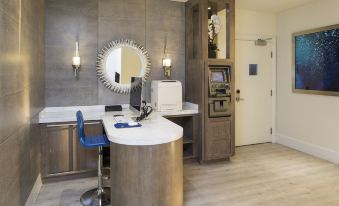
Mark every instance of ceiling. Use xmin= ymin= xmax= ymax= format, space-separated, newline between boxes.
xmin=236 ymin=0 xmax=316 ymax=13
xmin=172 ymin=0 xmax=316 ymax=13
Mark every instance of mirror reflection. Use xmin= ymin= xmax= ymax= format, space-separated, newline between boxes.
xmin=96 ymin=39 xmax=151 ymax=94
xmin=106 ymin=47 xmax=142 ymax=84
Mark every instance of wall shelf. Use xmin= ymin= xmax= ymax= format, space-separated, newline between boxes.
xmin=166 ymin=114 xmax=199 ymax=161
xmin=183 ymin=137 xmax=194 ymax=144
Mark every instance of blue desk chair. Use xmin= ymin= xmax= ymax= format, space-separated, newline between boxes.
xmin=76 ymin=111 xmax=110 ymax=206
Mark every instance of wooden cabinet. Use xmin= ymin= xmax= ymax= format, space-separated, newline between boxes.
xmin=205 ymin=118 xmax=232 ymax=160
xmin=73 ymin=124 xmax=99 ymax=171
xmin=45 ymin=125 xmax=72 ymax=174
xmin=41 ymin=121 xmax=102 ymax=182
xmin=165 ymin=114 xmax=200 ymax=161
xmin=186 ymin=0 xmax=235 ymax=163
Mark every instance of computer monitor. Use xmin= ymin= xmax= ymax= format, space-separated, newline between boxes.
xmin=129 ymin=77 xmax=143 ymax=115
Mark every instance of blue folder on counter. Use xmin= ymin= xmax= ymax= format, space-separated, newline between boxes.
xmin=114 ymin=122 xmax=142 ymax=129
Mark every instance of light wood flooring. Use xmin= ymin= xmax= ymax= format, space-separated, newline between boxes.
xmin=35 ymin=143 xmax=339 ymax=206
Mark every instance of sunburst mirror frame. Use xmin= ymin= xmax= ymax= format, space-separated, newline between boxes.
xmin=96 ymin=39 xmax=152 ymax=94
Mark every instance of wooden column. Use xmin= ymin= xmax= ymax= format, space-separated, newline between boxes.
xmin=110 ymin=138 xmax=183 ymax=206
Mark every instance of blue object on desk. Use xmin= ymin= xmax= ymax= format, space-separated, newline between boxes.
xmin=114 ymin=122 xmax=142 ymax=129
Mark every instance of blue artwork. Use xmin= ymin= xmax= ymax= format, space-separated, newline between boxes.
xmin=294 ymin=27 xmax=339 ymax=93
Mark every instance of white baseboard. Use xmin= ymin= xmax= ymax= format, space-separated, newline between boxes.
xmin=275 ymin=133 xmax=339 ymax=165
xmin=25 ymin=174 xmax=42 ymax=206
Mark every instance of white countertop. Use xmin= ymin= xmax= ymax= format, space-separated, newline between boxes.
xmin=39 ymin=102 xmax=198 ymax=146
xmin=39 ymin=102 xmax=198 ymax=123
xmin=102 ymin=111 xmax=183 ymax=146
xmin=39 ymin=105 xmax=106 ymax=123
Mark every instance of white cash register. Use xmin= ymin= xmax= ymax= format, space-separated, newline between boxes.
xmin=151 ymin=80 xmax=182 ymax=112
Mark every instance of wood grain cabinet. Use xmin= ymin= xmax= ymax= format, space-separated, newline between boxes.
xmin=44 ymin=125 xmax=72 ymax=175
xmin=205 ymin=118 xmax=232 ymax=160
xmin=186 ymin=0 xmax=235 ymax=162
xmin=165 ymin=114 xmax=200 ymax=161
xmin=41 ymin=121 xmax=102 ymax=182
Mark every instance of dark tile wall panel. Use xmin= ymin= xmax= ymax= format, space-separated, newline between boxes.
xmin=0 ymin=0 xmax=20 ymax=21
xmin=45 ymin=0 xmax=186 ymax=106
xmin=97 ymin=0 xmax=147 ymax=105
xmin=145 ymin=0 xmax=186 ymax=101
xmin=0 ymin=0 xmax=45 ymax=205
xmin=98 ymin=0 xmax=186 ymax=105
xmin=45 ymin=0 xmax=99 ymax=106
xmin=0 ymin=10 xmax=21 ymax=98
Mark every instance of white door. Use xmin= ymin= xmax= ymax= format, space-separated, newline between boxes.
xmin=235 ymin=38 xmax=273 ymax=146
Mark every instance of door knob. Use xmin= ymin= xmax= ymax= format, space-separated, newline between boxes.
xmin=236 ymin=89 xmax=244 ymax=102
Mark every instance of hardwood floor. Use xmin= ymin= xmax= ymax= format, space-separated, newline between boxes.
xmin=35 ymin=143 xmax=339 ymax=206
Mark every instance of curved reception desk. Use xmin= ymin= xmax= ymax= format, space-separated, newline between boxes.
xmin=102 ymin=113 xmax=184 ymax=206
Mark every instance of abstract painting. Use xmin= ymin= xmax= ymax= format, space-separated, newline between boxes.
xmin=293 ymin=25 xmax=339 ymax=95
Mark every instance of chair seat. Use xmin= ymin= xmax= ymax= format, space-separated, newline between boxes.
xmin=80 ymin=135 xmax=110 ymax=149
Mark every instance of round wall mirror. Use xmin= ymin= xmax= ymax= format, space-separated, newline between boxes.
xmin=96 ymin=39 xmax=151 ymax=94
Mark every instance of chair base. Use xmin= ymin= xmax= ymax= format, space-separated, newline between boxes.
xmin=80 ymin=187 xmax=111 ymax=206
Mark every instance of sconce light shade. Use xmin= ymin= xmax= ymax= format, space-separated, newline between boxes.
xmin=72 ymin=56 xmax=81 ymax=66
xmin=162 ymin=58 xmax=172 ymax=78
xmin=72 ymin=41 xmax=81 ymax=79
xmin=162 ymin=58 xmax=172 ymax=67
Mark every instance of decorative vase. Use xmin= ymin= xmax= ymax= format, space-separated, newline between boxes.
xmin=208 ymin=49 xmax=217 ymax=59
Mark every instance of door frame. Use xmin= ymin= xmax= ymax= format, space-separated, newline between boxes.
xmin=235 ymin=33 xmax=277 ymax=144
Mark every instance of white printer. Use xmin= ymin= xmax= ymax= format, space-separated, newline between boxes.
xmin=151 ymin=80 xmax=182 ymax=112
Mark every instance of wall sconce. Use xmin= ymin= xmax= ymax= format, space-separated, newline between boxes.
xmin=72 ymin=41 xmax=81 ymax=79
xmin=162 ymin=58 xmax=172 ymax=78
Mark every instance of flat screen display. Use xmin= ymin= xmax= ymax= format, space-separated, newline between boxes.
xmin=294 ymin=25 xmax=339 ymax=95
xmin=211 ymin=71 xmax=225 ymax=82
xmin=129 ymin=77 xmax=143 ymax=113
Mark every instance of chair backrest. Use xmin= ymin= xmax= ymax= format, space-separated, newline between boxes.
xmin=76 ymin=111 xmax=86 ymax=147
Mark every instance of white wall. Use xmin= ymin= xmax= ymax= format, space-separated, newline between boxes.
xmin=235 ymin=9 xmax=276 ymax=37
xmin=276 ymin=0 xmax=339 ymax=160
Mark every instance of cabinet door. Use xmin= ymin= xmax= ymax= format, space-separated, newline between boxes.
xmin=42 ymin=122 xmax=103 ymax=179
xmin=73 ymin=123 xmax=102 ymax=171
xmin=45 ymin=125 xmax=72 ymax=175
xmin=205 ymin=119 xmax=231 ymax=160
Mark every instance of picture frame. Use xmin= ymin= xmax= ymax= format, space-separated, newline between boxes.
xmin=292 ymin=24 xmax=339 ymax=96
